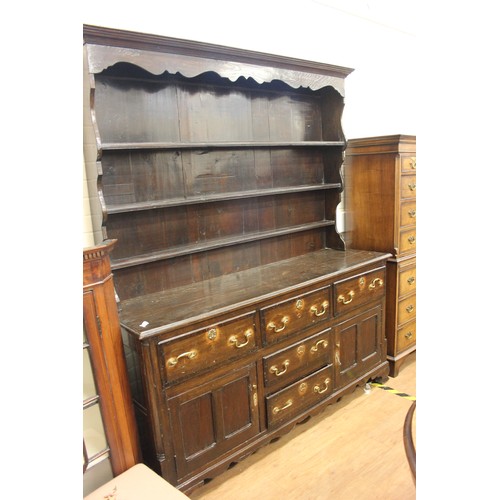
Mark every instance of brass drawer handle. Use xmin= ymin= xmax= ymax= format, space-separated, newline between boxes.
xmin=407 ymin=235 xmax=416 ymax=244
xmin=314 ymin=378 xmax=331 ymax=394
xmin=310 ymin=300 xmax=329 ymax=317
xmin=270 ymin=359 xmax=290 ymax=377
xmin=405 ymin=331 xmax=414 ymax=340
xmin=408 ymin=209 xmax=416 ymax=218
xmin=167 ymin=350 xmax=198 ymax=367
xmin=267 ymin=316 xmax=290 ymax=333
xmin=337 ymin=291 xmax=354 ymax=304
xmin=228 ymin=329 xmax=253 ymax=348
xmin=406 ymin=305 xmax=414 ymax=313
xmin=310 ymin=339 xmax=328 ymax=353
xmin=407 ymin=276 xmax=415 ymax=285
xmin=408 ymin=183 xmax=416 ymax=191
xmin=272 ymin=399 xmax=293 ymax=415
xmin=368 ymin=277 xmax=384 ymax=290
xmin=409 ymin=159 xmax=416 ymax=169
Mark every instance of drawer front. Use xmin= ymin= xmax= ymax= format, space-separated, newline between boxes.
xmin=334 ymin=268 xmax=386 ymax=316
xmin=261 ymin=287 xmax=331 ymax=345
xmin=160 ymin=312 xmax=257 ymax=384
xmin=401 ymin=155 xmax=417 ymax=173
xmin=266 ymin=365 xmax=333 ymax=428
xmin=400 ymin=200 xmax=416 ymax=227
xmin=401 ymin=174 xmax=417 ymax=199
xmin=397 ymin=293 xmax=416 ymax=326
xmin=263 ymin=329 xmax=332 ymax=390
xmin=398 ymin=262 xmax=417 ymax=297
xmin=397 ymin=319 xmax=416 ymax=352
xmin=399 ymin=227 xmax=416 ymax=255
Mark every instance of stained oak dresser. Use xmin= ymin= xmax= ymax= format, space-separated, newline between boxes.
xmin=344 ymin=135 xmax=416 ymax=376
xmin=83 ymin=25 xmax=392 ymax=493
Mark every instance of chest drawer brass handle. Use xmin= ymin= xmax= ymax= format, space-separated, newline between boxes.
xmin=270 ymin=359 xmax=290 ymax=376
xmin=337 ymin=291 xmax=354 ymax=304
xmin=409 ymin=159 xmax=416 ymax=169
xmin=406 ymin=305 xmax=414 ymax=313
xmin=368 ymin=277 xmax=384 ymax=290
xmin=314 ymin=378 xmax=331 ymax=394
xmin=272 ymin=399 xmax=293 ymax=414
xmin=228 ymin=329 xmax=253 ymax=348
xmin=408 ymin=183 xmax=416 ymax=191
xmin=310 ymin=300 xmax=329 ymax=317
xmin=167 ymin=350 xmax=198 ymax=367
xmin=310 ymin=339 xmax=329 ymax=353
xmin=407 ymin=276 xmax=415 ymax=285
xmin=407 ymin=235 xmax=416 ymax=244
xmin=405 ymin=331 xmax=414 ymax=340
xmin=267 ymin=316 xmax=290 ymax=333
xmin=408 ymin=209 xmax=416 ymax=218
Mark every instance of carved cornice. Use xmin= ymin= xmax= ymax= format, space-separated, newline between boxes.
xmin=83 ymin=24 xmax=353 ymax=95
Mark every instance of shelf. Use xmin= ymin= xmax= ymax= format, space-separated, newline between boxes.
xmin=110 ymin=220 xmax=336 ymax=270
xmin=101 ymin=141 xmax=346 ymax=151
xmin=106 ymin=183 xmax=342 ymax=215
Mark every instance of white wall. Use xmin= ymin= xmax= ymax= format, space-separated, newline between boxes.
xmin=82 ymin=0 xmax=417 ymax=139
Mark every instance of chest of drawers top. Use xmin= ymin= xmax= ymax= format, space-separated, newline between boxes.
xmin=119 ymin=248 xmax=390 ymax=340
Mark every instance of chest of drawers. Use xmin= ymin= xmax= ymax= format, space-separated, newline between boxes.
xmin=345 ymin=135 xmax=416 ymax=376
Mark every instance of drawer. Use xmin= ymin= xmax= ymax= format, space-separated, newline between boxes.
xmin=261 ymin=287 xmax=331 ymax=345
xmin=401 ymin=155 xmax=417 ymax=173
xmin=398 ymin=262 xmax=416 ymax=297
xmin=266 ymin=365 xmax=333 ymax=428
xmin=399 ymin=227 xmax=416 ymax=255
xmin=397 ymin=319 xmax=416 ymax=352
xmin=400 ymin=174 xmax=417 ymax=199
xmin=400 ymin=200 xmax=416 ymax=227
xmin=263 ymin=329 xmax=332 ymax=390
xmin=159 ymin=312 xmax=257 ymax=384
xmin=333 ymin=267 xmax=386 ymax=316
xmin=397 ymin=293 xmax=416 ymax=326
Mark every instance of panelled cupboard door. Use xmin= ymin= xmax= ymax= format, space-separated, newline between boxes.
xmin=334 ymin=304 xmax=384 ymax=388
xmin=167 ymin=363 xmax=259 ymax=481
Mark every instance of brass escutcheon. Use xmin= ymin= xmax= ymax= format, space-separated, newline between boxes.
xmin=207 ymin=328 xmax=217 ymax=341
xmin=299 ymin=382 xmax=308 ymax=395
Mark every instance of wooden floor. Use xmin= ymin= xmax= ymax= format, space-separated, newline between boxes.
xmin=189 ymin=353 xmax=416 ymax=500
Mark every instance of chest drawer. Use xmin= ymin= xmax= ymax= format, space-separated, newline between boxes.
xmin=397 ymin=319 xmax=416 ymax=352
xmin=261 ymin=287 xmax=331 ymax=345
xmin=399 ymin=227 xmax=416 ymax=255
xmin=263 ymin=329 xmax=332 ymax=390
xmin=401 ymin=155 xmax=417 ymax=173
xmin=159 ymin=312 xmax=257 ymax=384
xmin=400 ymin=200 xmax=416 ymax=227
xmin=266 ymin=365 xmax=333 ymax=428
xmin=397 ymin=293 xmax=416 ymax=326
xmin=334 ymin=267 xmax=385 ymax=316
xmin=398 ymin=262 xmax=417 ymax=297
xmin=401 ymin=174 xmax=417 ymax=199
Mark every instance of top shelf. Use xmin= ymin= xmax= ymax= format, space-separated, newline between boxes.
xmin=100 ymin=141 xmax=346 ymax=151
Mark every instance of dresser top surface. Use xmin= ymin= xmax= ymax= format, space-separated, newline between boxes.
xmin=119 ymin=248 xmax=391 ymax=339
